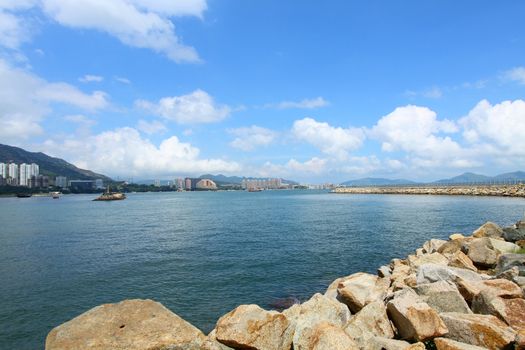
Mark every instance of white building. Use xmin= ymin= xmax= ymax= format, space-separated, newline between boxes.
xmin=0 ymin=163 xmax=6 ymax=179
xmin=7 ymin=163 xmax=18 ymax=184
xmin=55 ymin=176 xmax=68 ymax=188
xmin=19 ymin=163 xmax=30 ymax=186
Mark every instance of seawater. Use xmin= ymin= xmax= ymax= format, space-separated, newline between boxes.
xmin=0 ymin=190 xmax=524 ymax=349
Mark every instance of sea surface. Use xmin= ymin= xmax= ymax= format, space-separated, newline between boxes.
xmin=0 ymin=190 xmax=524 ymax=349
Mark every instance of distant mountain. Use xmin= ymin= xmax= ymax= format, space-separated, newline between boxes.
xmin=433 ymin=172 xmax=492 ymax=184
xmin=492 ymin=171 xmax=525 ymax=181
xmin=0 ymin=144 xmax=111 ymax=181
xmin=198 ymin=174 xmax=299 ymax=185
xmin=340 ymin=177 xmax=417 ymax=186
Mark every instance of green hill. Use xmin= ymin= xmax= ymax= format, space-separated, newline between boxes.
xmin=0 ymin=144 xmax=111 ymax=181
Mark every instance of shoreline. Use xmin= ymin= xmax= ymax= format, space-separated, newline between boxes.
xmin=45 ymin=218 xmax=525 ymax=349
xmin=332 ymin=184 xmax=525 ymax=198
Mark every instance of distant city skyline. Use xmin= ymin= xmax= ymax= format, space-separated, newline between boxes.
xmin=0 ymin=1 xmax=524 ymax=182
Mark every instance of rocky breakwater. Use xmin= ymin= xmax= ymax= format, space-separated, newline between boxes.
xmin=332 ymin=184 xmax=525 ymax=197
xmin=46 ymin=219 xmax=525 ymax=350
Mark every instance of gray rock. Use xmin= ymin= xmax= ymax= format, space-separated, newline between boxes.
xmin=416 ymin=264 xmax=487 ymax=285
xmin=472 ymin=290 xmax=525 ymax=331
xmin=423 ymin=239 xmax=447 ymax=254
xmin=503 ymin=227 xmax=525 ymax=242
xmin=415 ymin=281 xmax=472 ymax=314
xmin=496 ymin=253 xmax=525 ymax=276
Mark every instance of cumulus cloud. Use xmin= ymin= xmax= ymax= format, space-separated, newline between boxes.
xmin=0 ymin=59 xmax=108 ymax=143
xmin=136 ymin=89 xmax=231 ymax=124
xmin=460 ymin=99 xmax=525 ymax=155
xmin=266 ymin=97 xmax=329 ymax=110
xmin=79 ymin=74 xmax=104 ymax=83
xmin=292 ymin=117 xmax=365 ymax=159
xmin=228 ymin=125 xmax=278 ymax=151
xmin=502 ymin=67 xmax=525 ymax=85
xmin=0 ymin=0 xmax=205 ymax=62
xmin=136 ymin=119 xmax=167 ymax=135
xmin=42 ymin=127 xmax=240 ymax=177
xmin=41 ymin=0 xmax=201 ymax=62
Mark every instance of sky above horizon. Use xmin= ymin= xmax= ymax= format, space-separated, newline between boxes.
xmin=1 ymin=0 xmax=525 ymax=183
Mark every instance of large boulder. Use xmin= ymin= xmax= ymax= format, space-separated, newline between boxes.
xmin=503 ymin=227 xmax=525 ymax=242
xmin=215 ymin=304 xmax=292 ymax=350
xmin=472 ymin=222 xmax=503 ymax=239
xmin=283 ymin=293 xmax=351 ymax=348
xmin=472 ymin=290 xmax=525 ymax=331
xmin=344 ymin=301 xmax=394 ymax=346
xmin=433 ymin=337 xmax=487 ymax=350
xmin=294 ymin=322 xmax=358 ymax=350
xmin=446 ymin=251 xmax=477 ymax=272
xmin=408 ymin=253 xmax=449 ymax=270
xmin=414 ymin=281 xmax=471 ymax=314
xmin=337 ymin=272 xmax=390 ymax=313
xmin=386 ymin=289 xmax=448 ymax=341
xmin=456 ymin=278 xmax=523 ymax=302
xmin=416 ymin=264 xmax=487 ymax=285
xmin=365 ymin=337 xmax=425 ymax=350
xmin=422 ymin=239 xmax=447 ymax=254
xmin=45 ymin=299 xmax=206 ymax=350
xmin=201 ymin=330 xmax=234 ymax=350
xmin=440 ymin=312 xmax=516 ymax=349
xmin=467 ymin=238 xmax=499 ymax=267
xmin=438 ymin=240 xmax=464 ymax=255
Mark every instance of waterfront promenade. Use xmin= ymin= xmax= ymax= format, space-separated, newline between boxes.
xmin=332 ymin=184 xmax=525 ymax=197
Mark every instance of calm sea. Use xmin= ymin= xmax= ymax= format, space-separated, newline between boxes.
xmin=0 ymin=190 xmax=524 ymax=349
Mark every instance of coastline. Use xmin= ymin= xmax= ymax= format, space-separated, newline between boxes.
xmin=45 ymin=218 xmax=525 ymax=350
xmin=332 ymin=184 xmax=525 ymax=198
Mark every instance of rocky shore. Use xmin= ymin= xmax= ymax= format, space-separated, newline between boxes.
xmin=46 ymin=219 xmax=525 ymax=350
xmin=332 ymin=184 xmax=525 ymax=197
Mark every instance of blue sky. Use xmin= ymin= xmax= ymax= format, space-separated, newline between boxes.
xmin=1 ymin=1 xmax=524 ymax=182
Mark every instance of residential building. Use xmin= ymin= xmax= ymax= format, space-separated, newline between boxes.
xmin=69 ymin=180 xmax=95 ymax=191
xmin=55 ymin=176 xmax=68 ymax=188
xmin=0 ymin=162 xmax=6 ymax=179
xmin=154 ymin=179 xmax=161 ymax=187
xmin=7 ymin=163 xmax=18 ymax=185
xmin=30 ymin=175 xmax=49 ymax=188
xmin=176 ymin=177 xmax=185 ymax=190
xmin=195 ymin=179 xmax=217 ymax=190
xmin=19 ymin=163 xmax=30 ymax=186
xmin=95 ymin=179 xmax=104 ymax=189
xmin=241 ymin=178 xmax=282 ymax=190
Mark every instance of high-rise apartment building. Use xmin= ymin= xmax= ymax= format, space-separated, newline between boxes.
xmin=55 ymin=176 xmax=68 ymax=188
xmin=7 ymin=163 xmax=19 ymax=185
xmin=0 ymin=163 xmax=6 ymax=179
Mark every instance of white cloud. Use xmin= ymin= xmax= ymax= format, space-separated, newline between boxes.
xmin=0 ymin=58 xmax=109 ymax=142
xmin=460 ymin=99 xmax=525 ymax=155
xmin=292 ymin=117 xmax=365 ymax=159
xmin=40 ymin=0 xmax=201 ymax=63
xmin=136 ymin=119 xmax=167 ymax=135
xmin=257 ymin=157 xmax=328 ymax=178
xmin=0 ymin=10 xmax=31 ymax=49
xmin=286 ymin=157 xmax=327 ymax=174
xmin=136 ymin=89 xmax=231 ymax=124
xmin=42 ymin=127 xmax=240 ymax=177
xmin=267 ymin=97 xmax=329 ymax=110
xmin=502 ymin=67 xmax=525 ymax=85
xmin=370 ymin=105 xmax=459 ymax=155
xmin=129 ymin=0 xmax=207 ymax=18
xmin=229 ymin=125 xmax=277 ymax=151
xmin=405 ymin=86 xmax=443 ymax=99
xmin=115 ymin=76 xmax=131 ymax=84
xmin=79 ymin=74 xmax=104 ymax=83
xmin=64 ymin=114 xmax=96 ymax=126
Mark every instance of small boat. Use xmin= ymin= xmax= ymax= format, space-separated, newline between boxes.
xmin=248 ymin=188 xmax=263 ymax=192
xmin=16 ymin=193 xmax=32 ymax=198
xmin=93 ymin=186 xmax=126 ymax=201
xmin=50 ymin=191 xmax=61 ymax=199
